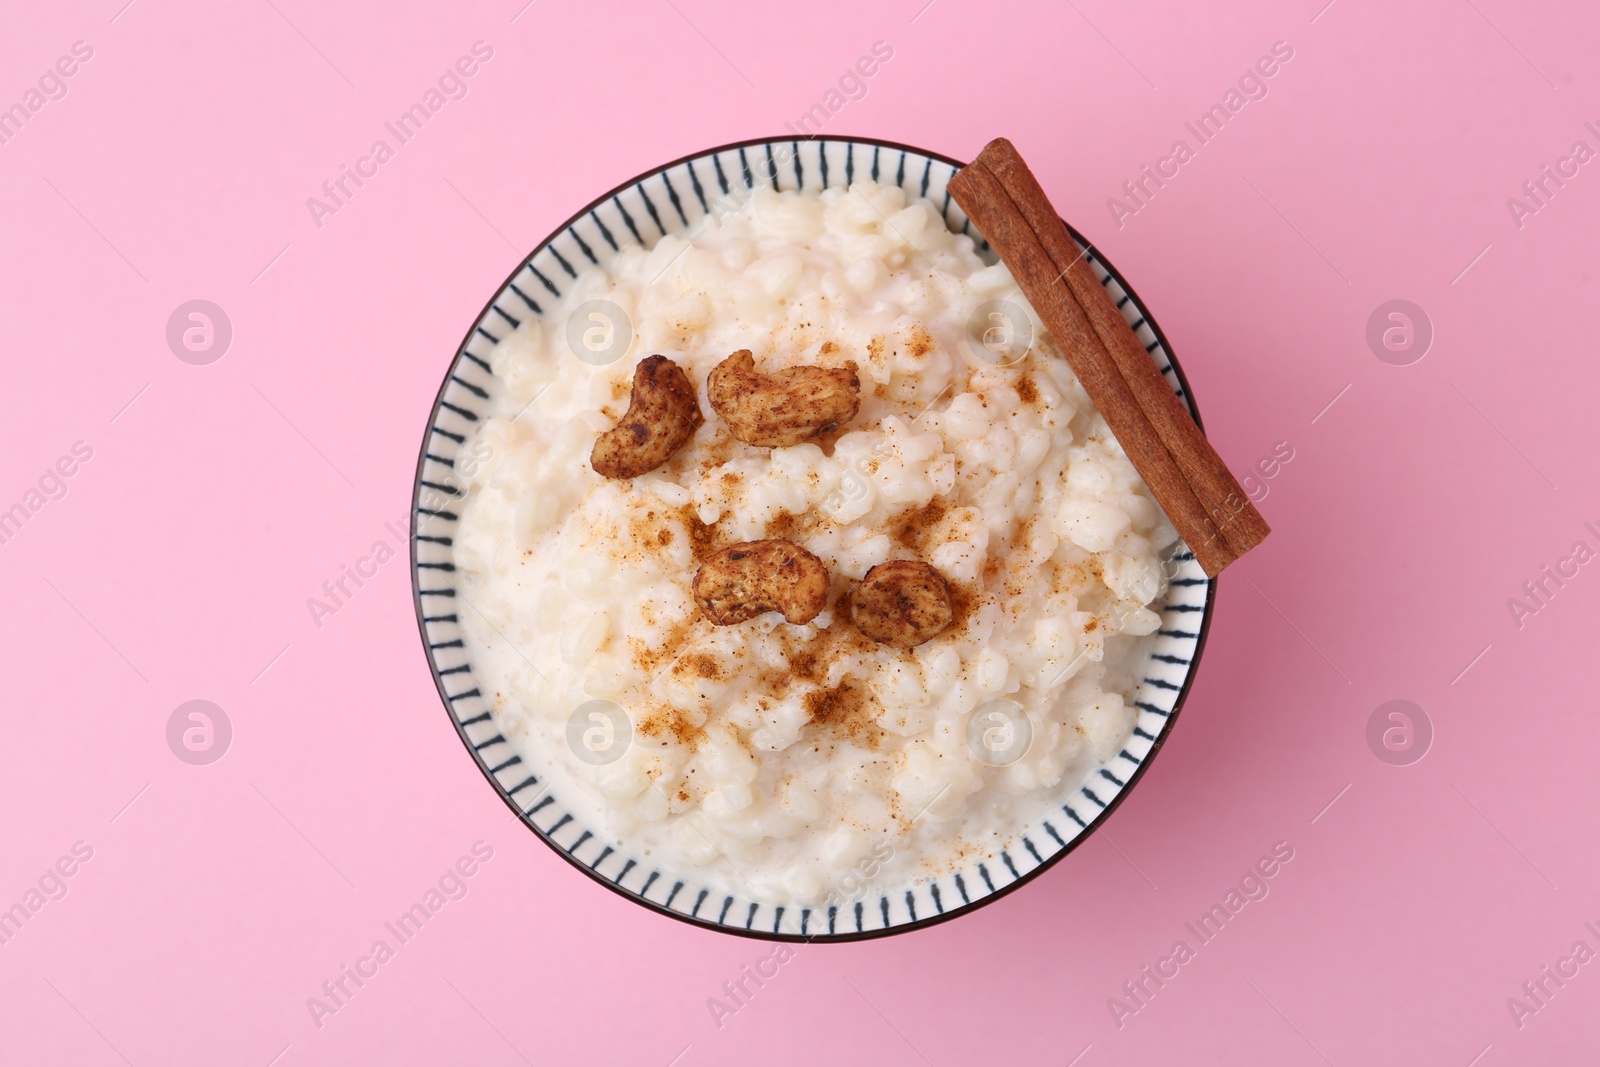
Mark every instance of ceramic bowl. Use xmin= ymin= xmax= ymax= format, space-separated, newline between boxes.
xmin=411 ymin=136 xmax=1215 ymax=941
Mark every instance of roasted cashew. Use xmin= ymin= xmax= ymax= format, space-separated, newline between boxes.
xmin=590 ymin=355 xmax=701 ymax=479
xmin=849 ymin=560 xmax=953 ymax=648
xmin=692 ymin=539 xmax=830 ymax=625
xmin=707 ymin=349 xmax=860 ymax=448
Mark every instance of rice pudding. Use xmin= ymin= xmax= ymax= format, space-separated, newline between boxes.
xmin=452 ymin=179 xmax=1178 ymax=906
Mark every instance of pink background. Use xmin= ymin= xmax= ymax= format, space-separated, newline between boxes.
xmin=3 ymin=0 xmax=1598 ymax=1063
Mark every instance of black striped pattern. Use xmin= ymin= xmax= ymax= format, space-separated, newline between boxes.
xmin=414 ymin=137 xmax=1214 ymax=943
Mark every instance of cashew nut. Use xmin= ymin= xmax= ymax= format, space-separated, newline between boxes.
xmin=849 ymin=560 xmax=953 ymax=648
xmin=692 ymin=539 xmax=830 ymax=625
xmin=707 ymin=349 xmax=860 ymax=448
xmin=590 ymin=355 xmax=702 ymax=479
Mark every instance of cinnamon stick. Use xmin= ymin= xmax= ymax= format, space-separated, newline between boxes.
xmin=973 ymin=139 xmax=1271 ymax=565
xmin=948 ymin=138 xmax=1270 ymax=576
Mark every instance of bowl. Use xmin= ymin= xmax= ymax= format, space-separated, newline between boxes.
xmin=411 ymin=136 xmax=1215 ymax=941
